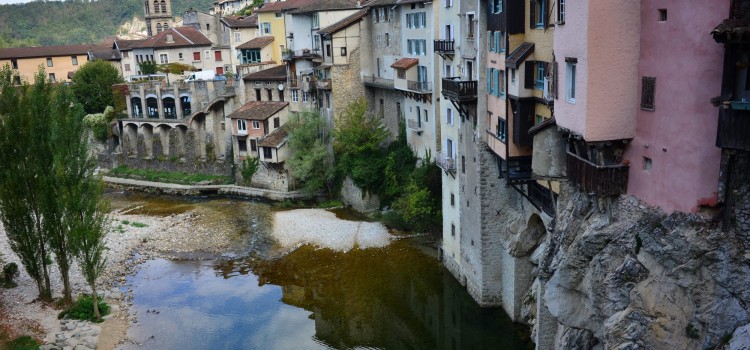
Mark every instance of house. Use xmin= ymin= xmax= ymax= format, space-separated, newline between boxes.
xmin=220 ymin=14 xmax=265 ymax=75
xmin=213 ymin=0 xmax=254 ymax=16
xmin=0 ymin=44 xmax=113 ymax=85
xmin=114 ymin=40 xmax=143 ymax=78
xmin=227 ymin=100 xmax=289 ymax=161
xmin=242 ymin=64 xmax=287 ymax=102
xmin=235 ymin=35 xmax=277 ymax=76
xmin=257 ymin=126 xmax=290 ymax=163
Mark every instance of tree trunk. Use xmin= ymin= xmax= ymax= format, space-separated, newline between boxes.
xmin=60 ymin=259 xmax=73 ymax=304
xmin=90 ymin=281 xmax=101 ymax=321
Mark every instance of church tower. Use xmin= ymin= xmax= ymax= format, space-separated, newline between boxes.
xmin=144 ymin=0 xmax=173 ymax=37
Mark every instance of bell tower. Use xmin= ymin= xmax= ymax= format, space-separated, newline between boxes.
xmin=144 ymin=0 xmax=173 ymax=37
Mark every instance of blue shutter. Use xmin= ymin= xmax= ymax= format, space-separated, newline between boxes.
xmin=493 ymin=69 xmax=500 ymax=96
xmin=487 ymin=68 xmax=492 ymax=93
xmin=487 ymin=31 xmax=493 ymax=52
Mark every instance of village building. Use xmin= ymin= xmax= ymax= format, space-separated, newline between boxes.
xmin=0 ymin=44 xmax=115 ymax=85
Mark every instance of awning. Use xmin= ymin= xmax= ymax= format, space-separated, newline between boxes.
xmin=505 ymin=42 xmax=535 ymax=69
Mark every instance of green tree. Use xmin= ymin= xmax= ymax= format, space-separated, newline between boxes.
xmin=71 ymin=60 xmax=124 ymax=115
xmin=286 ymin=109 xmax=335 ymax=194
xmin=139 ymin=62 xmax=158 ymax=75
xmin=0 ymin=67 xmax=55 ymax=300
xmin=240 ymin=157 xmax=259 ymax=186
xmin=333 ymin=98 xmax=390 ymax=193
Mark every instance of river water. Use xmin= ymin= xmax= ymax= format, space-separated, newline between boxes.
xmin=110 ymin=193 xmax=533 ymax=350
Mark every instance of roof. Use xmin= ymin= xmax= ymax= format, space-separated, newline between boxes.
xmin=254 ymin=0 xmax=311 ymax=13
xmin=362 ymin=0 xmax=398 ymax=6
xmin=113 ymin=39 xmax=142 ymax=51
xmin=290 ymin=0 xmax=360 ymax=14
xmin=228 ymin=101 xmax=289 ymax=121
xmin=391 ymin=57 xmax=419 ymax=70
xmin=237 ymin=36 xmax=275 ymax=50
xmin=89 ymin=48 xmax=122 ymax=61
xmin=0 ymin=44 xmax=101 ymax=60
xmin=242 ymin=65 xmax=287 ymax=81
xmin=318 ymin=9 xmax=368 ymax=36
xmin=258 ymin=126 xmax=289 ymax=148
xmin=220 ymin=14 xmax=258 ymax=28
xmin=712 ymin=17 xmax=750 ymax=43
xmin=131 ymin=27 xmax=213 ymax=49
xmin=505 ymin=42 xmax=535 ymax=69
xmin=528 ymin=117 xmax=557 ymax=136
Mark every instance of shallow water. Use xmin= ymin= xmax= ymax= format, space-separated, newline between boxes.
xmin=112 ymin=193 xmax=533 ymax=350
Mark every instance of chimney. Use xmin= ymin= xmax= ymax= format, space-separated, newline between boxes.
xmin=166 ymin=33 xmax=174 ymax=43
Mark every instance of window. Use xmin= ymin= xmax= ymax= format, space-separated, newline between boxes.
xmin=273 ymin=117 xmax=280 ymax=128
xmin=178 ymin=53 xmax=183 ymax=60
xmin=125 ymin=64 xmax=131 ymax=71
xmin=341 ymin=47 xmax=347 ymax=56
xmin=450 ymin=193 xmax=455 ymax=206
xmin=263 ymin=147 xmax=272 ymax=159
xmin=275 ymin=12 xmax=282 ymax=18
xmin=445 ymin=0 xmax=453 ymax=7
xmin=641 ymin=76 xmax=656 ymax=111
xmin=241 ymin=49 xmax=261 ymax=64
xmin=234 ymin=32 xmax=241 ymax=42
xmin=389 ymin=7 xmax=395 ymax=21
xmin=193 ymin=52 xmax=201 ymax=61
xmin=533 ymin=0 xmax=546 ymax=28
xmin=312 ymin=13 xmax=320 ymax=28
xmin=255 ymin=89 xmax=261 ymax=101
xmin=658 ymin=9 xmax=667 ymax=22
xmin=48 ymin=73 xmax=56 ymax=82
xmin=205 ymin=50 xmax=210 ymax=59
xmin=536 ymin=115 xmax=544 ymax=125
xmin=372 ymin=10 xmax=378 ymax=23
xmin=160 ymin=0 xmax=166 ymax=13
xmin=157 ymin=23 xmax=163 ymax=33
xmin=385 ymin=33 xmax=391 ymax=47
xmin=10 ymin=59 xmax=17 ymax=69
xmin=488 ymin=68 xmax=494 ymax=94
xmin=217 ymin=67 xmax=224 ymax=75
xmin=467 ymin=13 xmax=475 ymax=38
xmin=252 ymin=120 xmax=261 ymax=129
xmin=643 ymin=157 xmax=653 ymax=171
xmin=492 ymin=0 xmax=502 ymax=14
xmin=292 ymin=90 xmax=299 ymax=102
xmin=397 ymin=69 xmax=405 ymax=79
xmin=238 ymin=119 xmax=247 ymax=132
xmin=557 ymin=0 xmax=566 ymax=23
xmin=302 ymin=91 xmax=309 ymax=102
xmin=420 ymin=12 xmax=427 ymax=28
xmin=451 ymin=224 xmax=455 ymax=236
xmin=206 ymin=23 xmax=210 ymax=31
xmin=536 ymin=61 xmax=546 ymax=90
xmin=378 ymin=8 xmax=385 ymax=22
xmin=12 ymin=76 xmax=20 ymax=85
xmin=261 ymin=22 xmax=271 ymax=34
xmin=379 ymin=99 xmax=384 ymax=118
xmin=239 ymin=139 xmax=247 ymax=153
xmin=511 ymin=69 xmax=516 ymax=83
xmin=498 ymin=70 xmax=505 ymax=97
xmin=250 ymin=139 xmax=257 ymax=152
xmin=46 ymin=57 xmax=53 ymax=67
xmin=424 ymin=108 xmax=428 ymax=122
xmin=71 ymin=56 xmax=78 ymax=65
xmin=446 ymin=108 xmax=454 ymax=125
xmin=215 ymin=51 xmax=223 ymax=61
xmin=566 ymin=59 xmax=576 ymax=103
xmin=406 ymin=13 xmax=412 ymax=28
xmin=497 ymin=117 xmax=507 ymax=142
xmin=159 ymin=53 xmax=168 ymax=64
xmin=497 ymin=32 xmax=504 ymax=52
xmin=267 ymin=89 xmax=273 ymax=101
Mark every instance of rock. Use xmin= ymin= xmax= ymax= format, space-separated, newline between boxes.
xmin=65 ymin=323 xmax=77 ymax=331
xmin=727 ymin=324 xmax=750 ymax=350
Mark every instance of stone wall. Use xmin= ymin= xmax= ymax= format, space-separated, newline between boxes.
xmin=242 ymin=164 xmax=295 ymax=192
xmin=114 ymin=153 xmax=231 ymax=177
xmin=331 ymin=47 xmax=365 ymax=121
xmin=340 ymin=176 xmax=380 ymax=213
xmin=724 ymin=150 xmax=750 ymax=248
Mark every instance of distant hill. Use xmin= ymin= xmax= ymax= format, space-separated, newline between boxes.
xmin=0 ymin=0 xmax=216 ymax=48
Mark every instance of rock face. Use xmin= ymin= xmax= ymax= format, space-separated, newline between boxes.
xmin=537 ymin=186 xmax=750 ymax=349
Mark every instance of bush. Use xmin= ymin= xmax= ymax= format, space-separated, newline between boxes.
xmin=2 ymin=262 xmax=19 ymax=285
xmin=378 ymin=211 xmax=410 ymax=231
xmin=5 ymin=335 xmax=40 ymax=350
xmin=57 ymin=295 xmax=110 ymax=323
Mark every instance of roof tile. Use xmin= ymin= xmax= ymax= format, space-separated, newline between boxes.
xmin=237 ymin=36 xmax=275 ymax=49
xmin=391 ymin=57 xmax=419 ymax=69
xmin=228 ymin=101 xmax=289 ymax=121
xmin=242 ymin=65 xmax=287 ymax=81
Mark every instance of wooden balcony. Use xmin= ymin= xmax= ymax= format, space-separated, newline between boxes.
xmin=716 ymin=103 xmax=750 ymax=151
xmin=566 ymin=151 xmax=629 ymax=196
xmin=442 ymin=78 xmax=478 ymax=102
xmin=434 ymin=40 xmax=454 ymax=53
xmin=507 ymin=156 xmax=532 ymax=183
xmin=407 ymin=80 xmax=432 ymax=93
xmin=363 ymin=76 xmax=394 ymax=89
xmin=316 ymin=79 xmax=331 ymax=90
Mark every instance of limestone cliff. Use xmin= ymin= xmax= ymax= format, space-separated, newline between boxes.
xmin=531 ymin=186 xmax=750 ymax=349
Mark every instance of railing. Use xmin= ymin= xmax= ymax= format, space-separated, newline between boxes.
xmin=566 ymin=151 xmax=629 ymax=196
xmin=442 ymin=78 xmax=478 ymax=101
xmin=507 ymin=156 xmax=532 ymax=182
xmin=147 ymin=111 xmax=159 ymax=119
xmin=528 ymin=182 xmax=556 ymax=217
xmin=436 ymin=152 xmax=456 ymax=172
xmin=362 ymin=76 xmax=394 ymax=89
xmin=717 ymin=103 xmax=750 ymax=151
xmin=434 ymin=40 xmax=455 ymax=53
xmin=407 ymin=119 xmax=422 ymax=132
xmin=164 ymin=111 xmax=177 ymax=119
xmin=182 ymin=108 xmax=191 ymax=117
xmin=283 ymin=49 xmax=321 ymax=61
xmin=407 ymin=80 xmax=432 ymax=93
xmin=316 ymin=79 xmax=331 ymax=90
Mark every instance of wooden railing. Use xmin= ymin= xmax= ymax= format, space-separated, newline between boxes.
xmin=434 ymin=40 xmax=455 ymax=53
xmin=566 ymin=152 xmax=629 ymax=196
xmin=717 ymin=104 xmax=750 ymax=151
xmin=442 ymin=78 xmax=478 ymax=101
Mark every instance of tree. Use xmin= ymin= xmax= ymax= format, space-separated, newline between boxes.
xmin=139 ymin=61 xmax=157 ymax=75
xmin=333 ymin=98 xmax=390 ymax=193
xmin=71 ymin=60 xmax=124 ymax=114
xmin=240 ymin=157 xmax=259 ymax=186
xmin=286 ymin=109 xmax=335 ymax=194
xmin=0 ymin=66 xmax=55 ymax=300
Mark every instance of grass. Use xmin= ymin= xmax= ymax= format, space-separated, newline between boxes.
xmin=1 ymin=335 xmax=39 ymax=350
xmin=130 ymin=222 xmax=148 ymax=228
xmin=109 ymin=165 xmax=232 ymax=185
xmin=316 ymin=199 xmax=344 ymax=209
xmin=57 ymin=295 xmax=110 ymax=323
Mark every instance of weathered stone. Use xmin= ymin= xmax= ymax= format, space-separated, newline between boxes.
xmin=727 ymin=323 xmax=750 ymax=350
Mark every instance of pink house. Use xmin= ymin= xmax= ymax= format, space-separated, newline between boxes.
xmin=624 ymin=1 xmax=728 ymax=213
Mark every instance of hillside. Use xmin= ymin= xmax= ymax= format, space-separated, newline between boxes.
xmin=0 ymin=0 xmax=215 ymax=48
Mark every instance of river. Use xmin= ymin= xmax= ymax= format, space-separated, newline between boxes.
xmin=108 ymin=192 xmax=533 ymax=350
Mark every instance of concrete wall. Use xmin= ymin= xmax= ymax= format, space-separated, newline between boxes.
xmin=257 ymin=12 xmax=285 ymax=63
xmin=623 ymin=0 xmax=726 ymax=213
xmin=552 ymin=0 xmax=589 ymax=137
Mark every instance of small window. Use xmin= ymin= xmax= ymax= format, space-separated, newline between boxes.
xmin=193 ymin=52 xmax=201 ymax=61
xmin=557 ymin=0 xmax=566 ymax=23
xmin=273 ymin=117 xmax=280 ymax=128
xmin=446 ymin=108 xmax=454 ymax=125
xmin=497 ymin=117 xmax=507 ymax=143
xmin=234 ymin=32 xmax=241 ymax=42
xmin=641 ymin=76 xmax=656 ymax=111
xmin=205 ymin=50 xmax=210 ymax=59
xmin=215 ymin=51 xmax=223 ymax=61
xmin=658 ymin=9 xmax=667 ymax=22
xmin=250 ymin=139 xmax=257 ymax=152
xmin=643 ymin=157 xmax=653 ymax=171
xmin=450 ymin=193 xmax=455 ymax=206
xmin=206 ymin=23 xmax=210 ymax=31
xmin=492 ymin=0 xmax=502 ymax=14
xmin=237 ymin=119 xmax=247 ymax=132
xmin=275 ymin=12 xmax=282 ymax=18
xmin=267 ymin=89 xmax=273 ymax=101
xmin=159 ymin=53 xmax=168 ymax=64
xmin=341 ymin=47 xmax=347 ymax=56
xmin=397 ymin=69 xmax=405 ymax=79
xmin=71 ymin=56 xmax=78 ymax=65
xmin=48 ymin=73 xmax=56 ymax=82
xmin=292 ymin=90 xmax=299 ymax=102
xmin=11 ymin=59 xmax=18 ymax=69
xmin=46 ymin=57 xmax=53 ymax=67
xmin=566 ymin=59 xmax=577 ymax=103
xmin=252 ymin=120 xmax=261 ymax=129
xmin=178 ymin=53 xmax=183 ymax=60
xmin=451 ymin=224 xmax=455 ymax=237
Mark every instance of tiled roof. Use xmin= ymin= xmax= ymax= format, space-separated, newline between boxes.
xmin=237 ymin=36 xmax=275 ymax=49
xmin=0 ymin=44 xmax=101 ymax=60
xmin=89 ymin=48 xmax=122 ymax=61
xmin=362 ymin=0 xmax=398 ymax=6
xmin=228 ymin=101 xmax=289 ymax=121
xmin=290 ymin=0 xmax=360 ymax=14
xmin=391 ymin=57 xmax=419 ymax=69
xmin=528 ymin=117 xmax=556 ymax=136
xmin=318 ymin=9 xmax=367 ymax=36
xmin=131 ymin=27 xmax=213 ymax=49
xmin=242 ymin=65 xmax=287 ymax=81
xmin=712 ymin=18 xmax=750 ymax=43
xmin=254 ymin=0 xmax=312 ymax=13
xmin=221 ymin=14 xmax=258 ymax=28
xmin=505 ymin=42 xmax=534 ymax=69
xmin=113 ymin=39 xmax=142 ymax=51
xmin=258 ymin=126 xmax=289 ymax=148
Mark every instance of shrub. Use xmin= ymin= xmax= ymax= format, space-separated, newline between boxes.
xmin=3 ymin=262 xmax=19 ymax=283
xmin=240 ymin=157 xmax=259 ymax=186
xmin=57 ymin=295 xmax=110 ymax=323
xmin=6 ymin=335 xmax=40 ymax=350
xmin=685 ymin=323 xmax=700 ymax=339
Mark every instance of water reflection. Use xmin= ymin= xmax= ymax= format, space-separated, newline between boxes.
xmin=122 ymin=241 xmax=531 ymax=350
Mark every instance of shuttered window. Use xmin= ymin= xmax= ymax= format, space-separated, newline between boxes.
xmin=641 ymin=77 xmax=656 ymax=111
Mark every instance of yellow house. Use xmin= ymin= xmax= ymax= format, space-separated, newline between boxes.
xmin=0 ymin=44 xmax=109 ymax=85
xmin=254 ymin=0 xmax=295 ymax=63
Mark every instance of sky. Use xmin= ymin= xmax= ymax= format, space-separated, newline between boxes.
xmin=0 ymin=0 xmax=41 ymax=4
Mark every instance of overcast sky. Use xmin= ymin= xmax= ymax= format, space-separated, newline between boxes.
xmin=0 ymin=0 xmax=40 ymax=4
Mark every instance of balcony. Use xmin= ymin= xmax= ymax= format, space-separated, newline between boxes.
xmin=434 ymin=40 xmax=455 ymax=54
xmin=566 ymin=151 xmax=629 ymax=196
xmin=406 ymin=80 xmax=432 ymax=93
xmin=363 ymin=76 xmax=394 ymax=89
xmin=282 ymin=49 xmax=322 ymax=61
xmin=407 ymin=119 xmax=423 ymax=133
xmin=442 ymin=78 xmax=478 ymax=102
xmin=507 ymin=156 xmax=533 ymax=182
xmin=316 ymin=79 xmax=331 ymax=90
xmin=716 ymin=103 xmax=750 ymax=151
xmin=436 ymin=152 xmax=456 ymax=172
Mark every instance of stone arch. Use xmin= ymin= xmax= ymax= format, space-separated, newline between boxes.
xmin=139 ymin=124 xmax=155 ymax=159
xmin=160 ymin=0 xmax=167 ymax=13
xmin=162 ymin=95 xmax=176 ymax=119
xmin=123 ymin=123 xmax=139 ymax=157
xmin=189 ymin=113 xmax=206 ymax=159
xmin=511 ymin=213 xmax=546 ymax=257
xmin=156 ymin=124 xmax=172 ymax=157
xmin=171 ymin=125 xmax=188 ymax=158
xmin=130 ymin=97 xmax=143 ymax=118
xmin=156 ymin=23 xmax=163 ymax=33
xmin=145 ymin=95 xmax=159 ymax=119
xmin=179 ymin=94 xmax=192 ymax=117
